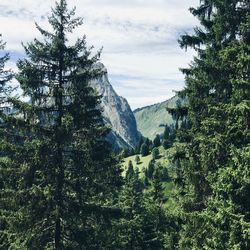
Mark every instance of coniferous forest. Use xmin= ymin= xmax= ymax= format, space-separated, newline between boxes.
xmin=0 ymin=0 xmax=249 ymax=249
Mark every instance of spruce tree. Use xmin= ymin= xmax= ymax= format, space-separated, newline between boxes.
xmin=135 ymin=155 xmax=140 ymax=165
xmin=147 ymin=159 xmax=155 ymax=179
xmin=0 ymin=35 xmax=12 ymax=105
xmin=116 ymin=168 xmax=164 ymax=249
xmin=140 ymin=143 xmax=149 ymax=157
xmin=153 ymin=134 xmax=161 ymax=148
xmin=0 ymin=35 xmax=13 ymax=249
xmin=163 ymin=124 xmax=170 ymax=141
xmin=117 ymin=168 xmax=146 ymax=249
xmin=0 ymin=1 xmax=122 ymax=249
xmin=169 ymin=1 xmax=250 ymax=249
xmin=152 ymin=147 xmax=160 ymax=160
xmin=126 ymin=160 xmax=135 ymax=179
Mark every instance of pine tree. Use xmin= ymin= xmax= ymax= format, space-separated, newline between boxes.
xmin=135 ymin=155 xmax=140 ymax=165
xmin=140 ymin=143 xmax=149 ymax=157
xmin=169 ymin=1 xmax=250 ymax=249
xmin=126 ymin=160 xmax=135 ymax=180
xmin=143 ymin=168 xmax=170 ymax=249
xmin=153 ymin=134 xmax=161 ymax=148
xmin=152 ymin=147 xmax=160 ymax=160
xmin=163 ymin=124 xmax=170 ymax=140
xmin=136 ymin=136 xmax=144 ymax=154
xmin=116 ymin=168 xmax=166 ymax=249
xmin=147 ymin=159 xmax=155 ymax=179
xmin=0 ymin=35 xmax=13 ymax=249
xmin=145 ymin=137 xmax=150 ymax=148
xmin=116 ymin=168 xmax=146 ymax=249
xmin=0 ymin=1 xmax=122 ymax=249
xmin=162 ymin=124 xmax=173 ymax=149
xmin=0 ymin=34 xmax=12 ymax=106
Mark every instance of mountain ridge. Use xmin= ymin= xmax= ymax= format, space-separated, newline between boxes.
xmin=134 ymin=96 xmax=178 ymax=140
xmin=133 ymin=95 xmax=177 ymax=113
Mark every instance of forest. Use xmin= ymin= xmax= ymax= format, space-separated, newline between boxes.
xmin=0 ymin=0 xmax=249 ymax=249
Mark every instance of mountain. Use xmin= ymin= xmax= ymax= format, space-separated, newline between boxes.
xmin=134 ymin=96 xmax=179 ymax=140
xmin=90 ymin=63 xmax=139 ymax=150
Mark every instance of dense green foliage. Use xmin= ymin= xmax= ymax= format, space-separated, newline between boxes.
xmin=152 ymin=147 xmax=160 ymax=160
xmin=135 ymin=155 xmax=141 ymax=164
xmin=0 ymin=34 xmax=13 ymax=249
xmin=0 ymin=0 xmax=249 ymax=249
xmin=153 ymin=134 xmax=161 ymax=148
xmin=0 ymin=35 xmax=12 ymax=105
xmin=169 ymin=0 xmax=250 ymax=249
xmin=140 ymin=143 xmax=149 ymax=156
xmin=0 ymin=1 xmax=122 ymax=249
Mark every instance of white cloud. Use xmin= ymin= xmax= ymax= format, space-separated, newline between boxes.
xmin=0 ymin=0 xmax=200 ymax=108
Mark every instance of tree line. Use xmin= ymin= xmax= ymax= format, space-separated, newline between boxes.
xmin=0 ymin=0 xmax=249 ymax=249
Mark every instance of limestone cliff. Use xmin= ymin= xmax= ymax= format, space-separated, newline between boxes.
xmin=90 ymin=64 xmax=139 ymax=150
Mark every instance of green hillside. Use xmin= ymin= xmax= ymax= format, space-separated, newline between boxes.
xmin=134 ymin=96 xmax=178 ymax=139
xmin=123 ymin=146 xmax=169 ymax=174
xmin=122 ymin=146 xmax=176 ymax=209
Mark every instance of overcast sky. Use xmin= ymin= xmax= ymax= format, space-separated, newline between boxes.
xmin=0 ymin=0 xmax=199 ymax=109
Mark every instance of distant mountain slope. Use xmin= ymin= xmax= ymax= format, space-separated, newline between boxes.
xmin=90 ymin=63 xmax=139 ymax=150
xmin=134 ymin=96 xmax=178 ymax=140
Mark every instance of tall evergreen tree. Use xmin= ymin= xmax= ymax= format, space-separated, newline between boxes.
xmin=126 ymin=160 xmax=135 ymax=180
xmin=152 ymin=147 xmax=160 ymax=160
xmin=116 ymin=168 xmax=167 ymax=250
xmin=136 ymin=136 xmax=144 ymax=154
xmin=135 ymin=155 xmax=140 ymax=165
xmin=0 ymin=1 xmax=122 ymax=249
xmin=140 ymin=143 xmax=149 ymax=157
xmin=169 ymin=1 xmax=250 ymax=249
xmin=0 ymin=35 xmax=13 ymax=249
xmin=0 ymin=35 xmax=12 ymax=106
xmin=153 ymin=134 xmax=161 ymax=148
xmin=117 ymin=168 xmax=146 ymax=249
xmin=146 ymin=159 xmax=155 ymax=179
xmin=163 ymin=124 xmax=170 ymax=141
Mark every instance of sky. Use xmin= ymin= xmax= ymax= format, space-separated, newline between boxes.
xmin=0 ymin=0 xmax=200 ymax=109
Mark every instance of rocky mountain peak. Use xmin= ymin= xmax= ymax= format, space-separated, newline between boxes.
xmin=90 ymin=63 xmax=139 ymax=150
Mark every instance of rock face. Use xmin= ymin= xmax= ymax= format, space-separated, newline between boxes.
xmin=90 ymin=64 xmax=139 ymax=150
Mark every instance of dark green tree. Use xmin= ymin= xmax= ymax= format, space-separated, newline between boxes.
xmin=153 ymin=134 xmax=161 ymax=148
xmin=0 ymin=34 xmax=12 ymax=106
xmin=0 ymin=1 xmax=122 ymax=249
xmin=145 ymin=137 xmax=150 ymax=148
xmin=151 ymin=168 xmax=165 ymax=203
xmin=162 ymin=139 xmax=170 ymax=150
xmin=148 ymin=139 xmax=154 ymax=151
xmin=163 ymin=124 xmax=170 ymax=140
xmin=143 ymin=168 xmax=169 ymax=249
xmin=140 ymin=143 xmax=149 ymax=157
xmin=169 ymin=1 xmax=250 ymax=249
xmin=152 ymin=147 xmax=160 ymax=160
xmin=160 ymin=166 xmax=169 ymax=182
xmin=143 ymin=175 xmax=150 ymax=187
xmin=116 ymin=168 xmax=146 ymax=249
xmin=116 ymin=168 xmax=166 ymax=249
xmin=147 ymin=159 xmax=155 ymax=179
xmin=0 ymin=35 xmax=13 ymax=249
xmin=162 ymin=124 xmax=174 ymax=149
xmin=126 ymin=160 xmax=135 ymax=179
xmin=135 ymin=155 xmax=140 ymax=165
xmin=136 ymin=136 xmax=144 ymax=154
